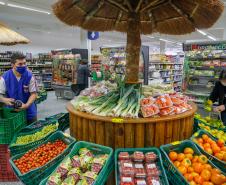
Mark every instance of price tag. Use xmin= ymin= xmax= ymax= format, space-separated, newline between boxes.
xmin=112 ymin=118 xmax=123 ymax=123
xmin=171 ymin=141 xmax=181 ymax=145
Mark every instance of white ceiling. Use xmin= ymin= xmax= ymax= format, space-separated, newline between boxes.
xmin=0 ymin=0 xmax=226 ymax=54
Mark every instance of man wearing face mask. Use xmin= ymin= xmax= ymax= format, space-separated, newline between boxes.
xmin=209 ymin=69 xmax=226 ymax=125
xmin=0 ymin=52 xmax=37 ymax=124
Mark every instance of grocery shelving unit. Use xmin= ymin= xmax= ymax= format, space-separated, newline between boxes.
xmin=149 ymin=54 xmax=184 ymax=92
xmin=183 ymin=42 xmax=226 ymax=105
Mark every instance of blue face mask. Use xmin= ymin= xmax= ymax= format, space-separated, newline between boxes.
xmin=16 ymin=66 xmax=27 ymax=74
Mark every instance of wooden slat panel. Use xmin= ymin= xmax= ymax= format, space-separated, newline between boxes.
xmin=180 ymin=118 xmax=186 ymax=140
xmin=125 ymin=123 xmax=135 ymax=148
xmin=165 ymin=121 xmax=173 ymax=144
xmin=82 ymin=118 xmax=89 ymax=141
xmin=172 ymin=121 xmax=180 ymax=142
xmin=135 ymin=123 xmax=145 ymax=148
xmin=145 ymin=123 xmax=155 ymax=147
xmin=105 ymin=122 xmax=114 ymax=148
xmin=77 ymin=117 xmax=82 ymax=141
xmin=184 ymin=116 xmax=193 ymax=139
xmin=114 ymin=123 xmax=125 ymax=148
xmin=69 ymin=114 xmax=74 ymax=138
xmin=88 ymin=120 xmax=96 ymax=143
xmin=96 ymin=121 xmax=105 ymax=145
xmin=155 ymin=122 xmax=165 ymax=147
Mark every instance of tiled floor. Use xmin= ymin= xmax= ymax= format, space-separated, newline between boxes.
xmin=0 ymin=91 xmax=69 ymax=185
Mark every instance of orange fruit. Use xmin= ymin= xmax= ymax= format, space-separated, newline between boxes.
xmin=181 ymin=158 xmax=192 ymax=168
xmin=203 ymin=143 xmax=211 ymax=149
xmin=211 ymin=173 xmax=226 ymax=185
xmin=177 ymin=153 xmax=185 ymax=162
xmin=207 ymin=138 xmax=214 ymax=144
xmin=191 ymin=172 xmax=199 ymax=178
xmin=203 ymin=164 xmax=212 ymax=171
xmin=200 ymin=169 xmax=211 ymax=181
xmin=203 ymin=182 xmax=214 ymax=185
xmin=178 ymin=165 xmax=187 ymax=175
xmin=174 ymin=161 xmax=181 ymax=168
xmin=169 ymin=151 xmax=178 ymax=161
xmin=197 ymin=138 xmax=204 ymax=144
xmin=194 ymin=175 xmax=204 ymax=184
xmin=192 ymin=156 xmax=199 ymax=163
xmin=205 ymin=148 xmax=213 ymax=155
xmin=184 ymin=147 xmax=194 ymax=155
xmin=193 ymin=163 xmax=204 ymax=173
xmin=217 ymin=139 xmax=225 ymax=147
xmin=184 ymin=173 xmax=193 ymax=182
xmin=214 ymin=152 xmax=224 ymax=160
xmin=198 ymin=155 xmax=208 ymax=164
xmin=188 ymin=166 xmax=194 ymax=173
xmin=221 ymin=146 xmax=226 ymax=152
xmin=202 ymin=134 xmax=209 ymax=142
xmin=223 ymin=153 xmax=226 ymax=161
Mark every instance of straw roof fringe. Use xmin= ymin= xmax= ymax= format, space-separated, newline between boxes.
xmin=53 ymin=0 xmax=224 ymax=35
xmin=0 ymin=23 xmax=30 ymax=46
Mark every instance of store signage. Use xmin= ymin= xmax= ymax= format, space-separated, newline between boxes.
xmin=183 ymin=42 xmax=226 ymax=51
xmin=88 ymin=31 xmax=99 ymax=40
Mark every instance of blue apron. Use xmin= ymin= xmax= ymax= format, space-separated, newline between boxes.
xmin=2 ymin=69 xmax=37 ymax=120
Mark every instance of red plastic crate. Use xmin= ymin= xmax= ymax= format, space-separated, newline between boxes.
xmin=0 ymin=145 xmax=18 ymax=182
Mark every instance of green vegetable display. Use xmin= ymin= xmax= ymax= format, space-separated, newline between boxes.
xmin=13 ymin=123 xmax=59 ymax=145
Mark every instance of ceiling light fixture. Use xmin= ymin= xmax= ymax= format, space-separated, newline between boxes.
xmin=7 ymin=3 xmax=51 ymax=14
xmin=207 ymin=35 xmax=217 ymax=41
xmin=196 ymin=29 xmax=207 ymax=36
xmin=159 ymin=38 xmax=175 ymax=43
xmin=147 ymin=36 xmax=155 ymax=39
xmin=0 ymin=1 xmax=5 ymax=5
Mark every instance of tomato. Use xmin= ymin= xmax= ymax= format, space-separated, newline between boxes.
xmin=203 ymin=143 xmax=211 ymax=149
xmin=203 ymin=164 xmax=212 ymax=171
xmin=198 ymin=155 xmax=208 ymax=164
xmin=184 ymin=148 xmax=194 ymax=155
xmin=212 ymin=146 xmax=221 ymax=154
xmin=192 ymin=156 xmax=199 ymax=163
xmin=214 ymin=153 xmax=224 ymax=160
xmin=205 ymin=148 xmax=213 ymax=155
xmin=217 ymin=139 xmax=225 ymax=147
xmin=188 ymin=167 xmax=194 ymax=173
xmin=193 ymin=163 xmax=204 ymax=173
xmin=178 ymin=165 xmax=187 ymax=175
xmin=200 ymin=169 xmax=211 ymax=181
xmin=169 ymin=151 xmax=178 ymax=161
xmin=194 ymin=175 xmax=204 ymax=184
xmin=177 ymin=153 xmax=185 ymax=162
xmin=184 ymin=173 xmax=193 ymax=182
xmin=181 ymin=158 xmax=192 ymax=168
xmin=211 ymin=168 xmax=221 ymax=175
xmin=202 ymin=134 xmax=209 ymax=142
xmin=174 ymin=161 xmax=181 ymax=168
xmin=197 ymin=138 xmax=204 ymax=144
xmin=211 ymin=173 xmax=226 ymax=185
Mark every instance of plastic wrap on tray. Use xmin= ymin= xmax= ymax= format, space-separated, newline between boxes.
xmin=170 ymin=97 xmax=184 ymax=105
xmin=56 ymin=157 xmax=72 ymax=178
xmin=61 ymin=176 xmax=76 ymax=185
xmin=155 ymin=94 xmax=173 ymax=109
xmin=173 ymin=105 xmax=187 ymax=114
xmin=71 ymin=155 xmax=81 ymax=168
xmin=119 ymin=160 xmax=135 ymax=176
xmin=145 ymin=152 xmax=157 ymax=163
xmin=120 ymin=176 xmax=135 ymax=185
xmin=67 ymin=168 xmax=81 ymax=183
xmin=145 ymin=163 xmax=160 ymax=177
xmin=79 ymin=148 xmax=94 ymax=157
xmin=141 ymin=104 xmax=159 ymax=118
xmin=82 ymin=171 xmax=97 ymax=185
xmin=91 ymin=155 xmax=108 ymax=174
xmin=135 ymin=178 xmax=147 ymax=185
xmin=132 ymin=151 xmax=145 ymax=162
xmin=146 ymin=176 xmax=161 ymax=185
xmin=118 ymin=152 xmax=130 ymax=161
xmin=159 ymin=106 xmax=174 ymax=116
xmin=140 ymin=97 xmax=156 ymax=106
xmin=47 ymin=173 xmax=62 ymax=185
xmin=134 ymin=163 xmax=146 ymax=178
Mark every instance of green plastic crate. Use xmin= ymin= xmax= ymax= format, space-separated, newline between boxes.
xmin=46 ymin=113 xmax=69 ymax=131
xmin=9 ymin=121 xmax=59 ymax=156
xmin=190 ymin=129 xmax=226 ymax=173
xmin=9 ymin=131 xmax=76 ymax=185
xmin=194 ymin=118 xmax=226 ymax=132
xmin=160 ymin=140 xmax=226 ymax=185
xmin=0 ymin=108 xmax=26 ymax=144
xmin=115 ymin=147 xmax=169 ymax=185
xmin=39 ymin=141 xmax=114 ymax=185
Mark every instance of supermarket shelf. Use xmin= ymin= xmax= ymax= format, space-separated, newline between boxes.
xmin=189 ymin=66 xmax=226 ymax=70
xmin=185 ymin=91 xmax=209 ymax=97
xmin=188 ymin=84 xmax=214 ymax=88
xmin=189 ymin=75 xmax=218 ymax=79
xmin=189 ymin=99 xmax=204 ymax=104
xmin=187 ymin=56 xmax=226 ymax=61
xmin=150 ymin=62 xmax=183 ymax=65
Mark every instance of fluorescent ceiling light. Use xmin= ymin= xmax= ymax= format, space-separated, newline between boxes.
xmin=147 ymin=36 xmax=155 ymax=39
xmin=177 ymin=43 xmax=182 ymax=46
xmin=207 ymin=35 xmax=216 ymax=41
xmin=159 ymin=38 xmax=176 ymax=43
xmin=0 ymin=1 xmax=5 ymax=5
xmin=197 ymin=29 xmax=207 ymax=36
xmin=7 ymin=3 xmax=51 ymax=14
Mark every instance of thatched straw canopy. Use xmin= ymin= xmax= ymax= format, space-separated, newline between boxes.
xmin=53 ymin=0 xmax=224 ymax=35
xmin=0 ymin=23 xmax=30 ymax=46
xmin=53 ymin=0 xmax=224 ymax=83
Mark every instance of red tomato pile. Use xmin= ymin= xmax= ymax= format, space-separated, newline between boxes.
xmin=14 ymin=139 xmax=67 ymax=174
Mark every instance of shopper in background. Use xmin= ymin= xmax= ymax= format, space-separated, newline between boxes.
xmin=0 ymin=53 xmax=38 ymax=124
xmin=209 ymin=69 xmax=226 ymax=125
xmin=75 ymin=59 xmax=90 ymax=95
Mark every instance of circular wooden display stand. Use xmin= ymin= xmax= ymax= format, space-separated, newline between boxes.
xmin=67 ymin=102 xmax=197 ymax=148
